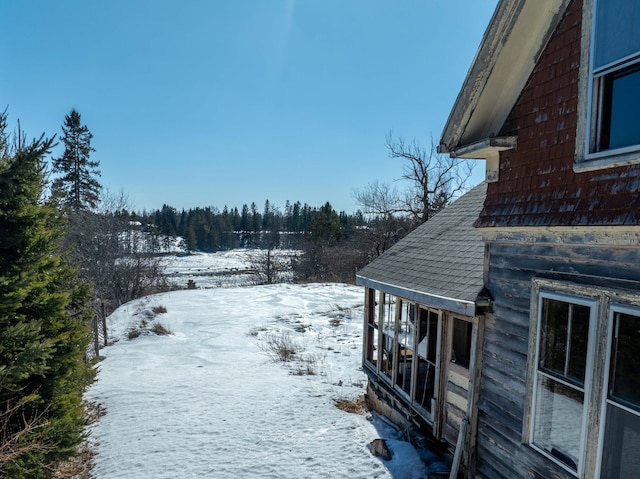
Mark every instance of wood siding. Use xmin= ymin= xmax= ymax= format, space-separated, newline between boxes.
xmin=476 ymin=237 xmax=640 ymax=479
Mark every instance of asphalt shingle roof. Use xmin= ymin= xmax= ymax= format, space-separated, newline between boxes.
xmin=356 ymin=182 xmax=486 ymax=316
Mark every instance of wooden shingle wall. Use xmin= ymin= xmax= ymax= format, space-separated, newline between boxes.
xmin=476 ymin=0 xmax=640 ymax=229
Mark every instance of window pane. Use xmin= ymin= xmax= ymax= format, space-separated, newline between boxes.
xmin=396 ymin=302 xmax=414 ymax=396
xmin=451 ymin=318 xmax=472 ymax=368
xmin=382 ymin=333 xmax=394 ymax=378
xmin=539 ymin=298 xmax=590 ymax=384
xmin=417 ymin=309 xmax=438 ymax=361
xmin=366 ymin=325 xmax=378 ymax=364
xmin=609 ymin=312 xmax=640 ymax=410
xmin=602 ymin=66 xmax=640 ymax=151
xmin=594 ymin=0 xmax=640 ymax=69
xmin=600 ymin=403 xmax=640 ymax=479
xmin=415 ymin=357 xmax=435 ymax=412
xmin=533 ymin=375 xmax=584 ymax=471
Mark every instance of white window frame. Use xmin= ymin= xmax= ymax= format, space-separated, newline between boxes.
xmin=529 ymin=290 xmax=598 ymax=477
xmin=579 ymin=0 xmax=640 ymax=169
xmin=594 ymin=303 xmax=640 ymax=478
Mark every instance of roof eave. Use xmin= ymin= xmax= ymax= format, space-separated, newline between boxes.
xmin=355 ymin=275 xmax=479 ymax=317
xmin=439 ymin=0 xmax=571 ymax=154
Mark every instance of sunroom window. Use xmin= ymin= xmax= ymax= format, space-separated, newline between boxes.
xmin=588 ymin=0 xmax=640 ymax=157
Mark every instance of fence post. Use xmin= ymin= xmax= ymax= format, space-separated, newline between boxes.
xmin=93 ymin=314 xmax=100 ymax=358
xmin=102 ymin=302 xmax=108 ymax=346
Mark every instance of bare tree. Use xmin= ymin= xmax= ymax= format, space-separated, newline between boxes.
xmin=246 ymin=230 xmax=292 ymax=285
xmin=65 ymin=190 xmax=168 ymax=314
xmin=385 ymin=133 xmax=474 ymax=223
xmin=352 ymin=180 xmax=405 ymax=218
xmin=352 ymin=133 xmax=474 ymax=257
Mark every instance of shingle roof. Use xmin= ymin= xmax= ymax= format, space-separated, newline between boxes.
xmin=356 ymin=182 xmax=486 ymax=316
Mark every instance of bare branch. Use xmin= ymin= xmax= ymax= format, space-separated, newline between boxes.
xmin=352 ymin=180 xmax=408 ymax=218
xmin=385 ymin=133 xmax=475 ymax=223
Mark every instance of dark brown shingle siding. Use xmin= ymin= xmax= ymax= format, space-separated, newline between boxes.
xmin=477 ymin=0 xmax=640 ymax=228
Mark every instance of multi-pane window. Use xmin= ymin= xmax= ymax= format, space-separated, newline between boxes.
xmin=451 ymin=318 xmax=472 ymax=369
xmin=380 ymin=293 xmax=396 ymax=379
xmin=588 ymin=0 xmax=640 ymax=156
xmin=364 ymin=288 xmax=379 ymax=366
xmin=599 ymin=307 xmax=640 ymax=478
xmin=416 ymin=308 xmax=439 ymax=413
xmin=531 ymin=294 xmax=595 ymax=474
xmin=396 ymin=301 xmax=414 ymax=397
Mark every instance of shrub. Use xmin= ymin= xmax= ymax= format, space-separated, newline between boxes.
xmin=259 ymin=331 xmax=299 ymax=362
xmin=151 ymin=322 xmax=172 ymax=336
xmin=152 ymin=305 xmax=167 ymax=314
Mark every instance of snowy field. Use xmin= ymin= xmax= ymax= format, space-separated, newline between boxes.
xmin=86 ymin=283 xmax=427 ymax=479
xmin=159 ymin=249 xmax=298 ymax=289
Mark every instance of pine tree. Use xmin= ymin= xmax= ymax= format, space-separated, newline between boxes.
xmin=51 ymin=109 xmax=101 ymax=211
xmin=0 ymin=116 xmax=94 ymax=478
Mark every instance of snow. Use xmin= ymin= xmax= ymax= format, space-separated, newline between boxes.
xmin=86 ymin=282 xmax=428 ymax=479
xmin=159 ymin=249 xmax=299 ymax=289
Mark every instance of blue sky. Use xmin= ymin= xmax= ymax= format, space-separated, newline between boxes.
xmin=2 ymin=1 xmax=498 ymax=214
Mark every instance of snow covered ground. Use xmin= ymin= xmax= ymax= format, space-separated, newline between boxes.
xmin=159 ymin=249 xmax=298 ymax=289
xmin=86 ymin=283 xmax=428 ymax=479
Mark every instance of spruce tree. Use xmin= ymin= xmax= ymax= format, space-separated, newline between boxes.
xmin=51 ymin=109 xmax=101 ymax=211
xmin=0 ymin=117 xmax=94 ymax=478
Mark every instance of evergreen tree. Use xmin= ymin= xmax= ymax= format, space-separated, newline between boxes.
xmin=0 ymin=118 xmax=94 ymax=477
xmin=51 ymin=109 xmax=101 ymax=211
xmin=309 ymin=202 xmax=343 ymax=242
xmin=240 ymin=204 xmax=250 ymax=232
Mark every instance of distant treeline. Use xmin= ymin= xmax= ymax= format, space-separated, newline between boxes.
xmin=136 ymin=200 xmax=366 ymax=252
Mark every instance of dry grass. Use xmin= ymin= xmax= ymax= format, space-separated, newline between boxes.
xmin=152 ymin=305 xmax=167 ymax=314
xmin=150 ymin=322 xmax=172 ymax=336
xmin=259 ymin=331 xmax=299 ymax=362
xmin=335 ymin=395 xmax=369 ymax=415
xmin=52 ymin=442 xmax=96 ymax=479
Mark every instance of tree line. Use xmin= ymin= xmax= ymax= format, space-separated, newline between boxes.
xmin=137 ymin=199 xmax=366 ymax=252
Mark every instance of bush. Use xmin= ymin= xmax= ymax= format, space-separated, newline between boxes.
xmin=151 ymin=322 xmax=172 ymax=336
xmin=259 ymin=331 xmax=299 ymax=362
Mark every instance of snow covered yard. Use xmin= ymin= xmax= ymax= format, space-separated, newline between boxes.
xmin=86 ymin=283 xmax=427 ymax=479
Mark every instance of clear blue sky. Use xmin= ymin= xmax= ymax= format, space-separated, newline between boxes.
xmin=2 ymin=1 xmax=497 ymax=214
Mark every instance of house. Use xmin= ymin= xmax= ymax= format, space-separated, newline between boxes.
xmin=436 ymin=0 xmax=640 ymax=478
xmin=355 ymin=182 xmax=491 ymax=473
xmin=359 ymin=0 xmax=640 ymax=477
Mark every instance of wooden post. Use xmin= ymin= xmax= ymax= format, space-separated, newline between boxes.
xmin=449 ymin=416 xmax=469 ymax=479
xmin=93 ymin=315 xmax=100 ymax=358
xmin=102 ymin=302 xmax=108 ymax=346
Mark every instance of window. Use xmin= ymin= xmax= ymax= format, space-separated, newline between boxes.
xmin=415 ymin=308 xmax=439 ymax=412
xmin=530 ymin=293 xmax=596 ymax=475
xmin=380 ymin=293 xmax=396 ymax=379
xmin=587 ymin=0 xmax=640 ymax=159
xmin=451 ymin=318 xmax=472 ymax=369
xmin=395 ymin=302 xmax=414 ymax=396
xmin=598 ymin=306 xmax=640 ymax=478
xmin=528 ymin=282 xmax=640 ymax=478
xmin=364 ymin=288 xmax=379 ymax=366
